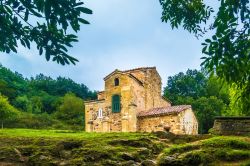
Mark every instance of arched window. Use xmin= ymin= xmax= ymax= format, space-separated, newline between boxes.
xmin=112 ymin=95 xmax=121 ymax=113
xmin=97 ymin=108 xmax=103 ymax=118
xmin=114 ymin=78 xmax=119 ymax=86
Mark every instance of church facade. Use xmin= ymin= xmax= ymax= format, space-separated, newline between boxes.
xmin=85 ymin=67 xmax=198 ymax=134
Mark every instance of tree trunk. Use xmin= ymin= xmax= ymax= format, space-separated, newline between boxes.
xmin=1 ymin=121 xmax=3 ymax=129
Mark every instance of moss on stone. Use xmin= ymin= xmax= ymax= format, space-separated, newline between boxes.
xmin=158 ymin=136 xmax=250 ymax=166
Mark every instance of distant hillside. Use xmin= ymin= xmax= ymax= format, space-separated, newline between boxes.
xmin=0 ymin=64 xmax=97 ymax=130
xmin=0 ymin=64 xmax=97 ymax=101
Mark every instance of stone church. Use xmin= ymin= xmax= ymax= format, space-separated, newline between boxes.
xmin=85 ymin=67 xmax=198 ymax=134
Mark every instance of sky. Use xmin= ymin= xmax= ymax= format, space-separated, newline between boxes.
xmin=0 ymin=0 xmax=207 ymax=91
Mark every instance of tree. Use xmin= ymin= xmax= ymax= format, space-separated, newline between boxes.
xmin=0 ymin=94 xmax=19 ymax=128
xmin=0 ymin=80 xmax=17 ymax=101
xmin=160 ymin=0 xmax=250 ymax=114
xmin=164 ymin=69 xmax=207 ymax=104
xmin=0 ymin=0 xmax=92 ymax=65
xmin=227 ymin=84 xmax=247 ymax=116
xmin=30 ymin=96 xmax=43 ymax=114
xmin=205 ymin=75 xmax=230 ymax=105
xmin=192 ymin=96 xmax=225 ymax=134
xmin=0 ymin=64 xmax=28 ymax=102
xmin=29 ymin=74 xmax=97 ymax=100
xmin=14 ymin=95 xmax=32 ymax=112
xmin=55 ymin=93 xmax=84 ymax=129
xmin=163 ymin=69 xmax=230 ymax=133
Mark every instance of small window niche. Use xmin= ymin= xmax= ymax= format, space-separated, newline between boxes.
xmin=114 ymin=78 xmax=119 ymax=86
xmin=97 ymin=108 xmax=103 ymax=118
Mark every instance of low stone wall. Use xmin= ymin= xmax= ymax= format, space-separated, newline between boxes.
xmin=212 ymin=117 xmax=250 ymax=135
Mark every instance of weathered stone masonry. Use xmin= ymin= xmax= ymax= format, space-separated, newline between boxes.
xmin=212 ymin=117 xmax=250 ymax=135
xmin=85 ymin=67 xmax=198 ymax=134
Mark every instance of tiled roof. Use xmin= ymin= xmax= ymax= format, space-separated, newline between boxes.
xmin=137 ymin=105 xmax=191 ymax=118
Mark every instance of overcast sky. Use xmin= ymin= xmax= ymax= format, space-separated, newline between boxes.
xmin=0 ymin=0 xmax=209 ymax=91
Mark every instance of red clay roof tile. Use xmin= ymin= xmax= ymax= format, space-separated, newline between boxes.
xmin=137 ymin=105 xmax=191 ymax=117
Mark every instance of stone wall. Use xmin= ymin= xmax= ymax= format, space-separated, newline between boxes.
xmin=126 ymin=68 xmax=170 ymax=110
xmin=137 ymin=109 xmax=198 ymax=135
xmin=104 ymin=73 xmax=137 ymax=132
xmin=137 ymin=114 xmax=181 ymax=134
xmin=85 ymin=100 xmax=105 ymax=132
xmin=212 ymin=117 xmax=250 ymax=135
xmin=178 ymin=109 xmax=198 ymax=135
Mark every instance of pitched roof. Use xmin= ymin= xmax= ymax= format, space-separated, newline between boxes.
xmin=137 ymin=105 xmax=191 ymax=118
xmin=103 ymin=67 xmax=156 ymax=80
xmin=123 ymin=67 xmax=156 ymax=73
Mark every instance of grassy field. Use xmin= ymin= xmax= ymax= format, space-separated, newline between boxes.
xmin=0 ymin=129 xmax=250 ymax=166
xmin=0 ymin=128 xmax=151 ymax=139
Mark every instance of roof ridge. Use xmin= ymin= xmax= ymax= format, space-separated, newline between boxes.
xmin=103 ymin=67 xmax=156 ymax=80
xmin=122 ymin=67 xmax=156 ymax=73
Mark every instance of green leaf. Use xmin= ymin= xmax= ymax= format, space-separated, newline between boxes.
xmin=39 ymin=48 xmax=43 ymax=55
xmin=45 ymin=50 xmax=50 ymax=61
xmin=24 ymin=39 xmax=30 ymax=49
xmin=78 ymin=18 xmax=90 ymax=24
xmin=205 ymin=39 xmax=211 ymax=43
xmin=77 ymin=7 xmax=92 ymax=14
xmin=202 ymin=46 xmax=207 ymax=53
xmin=24 ymin=9 xmax=29 ymax=21
xmin=212 ymin=35 xmax=217 ymax=40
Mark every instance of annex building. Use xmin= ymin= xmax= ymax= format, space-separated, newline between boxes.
xmin=85 ymin=67 xmax=198 ymax=134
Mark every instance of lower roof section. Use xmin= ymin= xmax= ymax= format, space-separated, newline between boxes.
xmin=137 ymin=105 xmax=192 ymax=118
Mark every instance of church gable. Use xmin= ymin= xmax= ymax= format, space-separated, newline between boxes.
xmin=103 ymin=67 xmax=152 ymax=88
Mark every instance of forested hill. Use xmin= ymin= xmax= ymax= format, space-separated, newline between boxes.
xmin=0 ymin=64 xmax=97 ymax=102
xmin=0 ymin=64 xmax=97 ymax=130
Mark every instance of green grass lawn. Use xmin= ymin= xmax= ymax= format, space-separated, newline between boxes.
xmin=0 ymin=129 xmax=249 ymax=166
xmin=0 ymin=128 xmax=151 ymax=139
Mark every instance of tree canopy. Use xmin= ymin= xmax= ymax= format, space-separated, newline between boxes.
xmin=55 ymin=93 xmax=85 ymax=128
xmin=160 ymin=0 xmax=250 ymax=114
xmin=0 ymin=94 xmax=19 ymax=128
xmin=0 ymin=0 xmax=92 ymax=65
xmin=0 ymin=64 xmax=96 ymax=129
xmin=163 ymin=69 xmax=231 ymax=133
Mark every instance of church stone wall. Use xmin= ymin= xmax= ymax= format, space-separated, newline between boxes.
xmin=144 ymin=69 xmax=170 ymax=110
xmin=137 ymin=109 xmax=198 ymax=135
xmin=137 ymin=114 xmax=181 ymax=134
xmin=179 ymin=109 xmax=198 ymax=135
xmin=104 ymin=73 xmax=134 ymax=132
xmin=85 ymin=100 xmax=105 ymax=132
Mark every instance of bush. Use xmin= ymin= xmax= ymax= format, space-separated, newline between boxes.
xmin=6 ymin=113 xmax=68 ymax=129
xmin=0 ymin=95 xmax=20 ymax=128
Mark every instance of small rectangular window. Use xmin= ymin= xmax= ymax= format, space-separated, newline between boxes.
xmin=112 ymin=95 xmax=120 ymax=113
